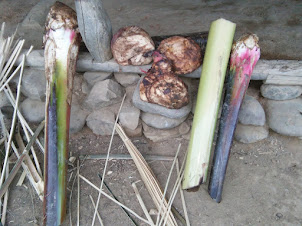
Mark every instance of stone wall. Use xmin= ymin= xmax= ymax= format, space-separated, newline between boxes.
xmin=15 ymin=66 xmax=302 ymax=143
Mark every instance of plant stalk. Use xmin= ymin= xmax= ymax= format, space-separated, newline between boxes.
xmin=209 ymin=34 xmax=260 ymax=202
xmin=43 ymin=2 xmax=80 ymax=225
xmin=182 ymin=18 xmax=236 ymax=190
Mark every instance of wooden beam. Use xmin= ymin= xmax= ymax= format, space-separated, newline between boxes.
xmin=264 ymin=75 xmax=302 ymax=85
xmin=16 ymin=50 xmax=302 ymax=80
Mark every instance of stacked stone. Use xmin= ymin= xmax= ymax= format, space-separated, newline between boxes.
xmin=261 ymin=84 xmax=302 ymax=138
xmin=84 ymin=72 xmax=141 ymax=137
xmin=17 ymin=68 xmax=88 ymax=134
xmin=15 ymin=69 xmax=194 ymax=140
xmin=132 ymin=77 xmax=193 ymax=142
xmin=234 ymin=95 xmax=268 ymax=143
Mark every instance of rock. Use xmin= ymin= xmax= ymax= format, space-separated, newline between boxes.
xmin=83 ymin=71 xmax=113 ymax=88
xmin=234 ymin=124 xmax=269 ymax=143
xmin=1 ymin=106 xmax=14 ymax=120
xmin=266 ymin=98 xmax=302 ymax=137
xmin=19 ymin=0 xmax=57 ymax=48
xmin=125 ymin=85 xmax=136 ymax=103
xmin=261 ymin=84 xmax=302 ymax=100
xmin=81 ymin=81 xmax=90 ymax=94
xmin=21 ymin=0 xmax=57 ymax=30
xmin=143 ymin=121 xmax=190 ymax=142
xmin=114 ymin=73 xmax=140 ymax=87
xmin=238 ymin=95 xmax=266 ymax=126
xmin=70 ymin=104 xmax=88 ymax=134
xmin=75 ymin=0 xmax=112 ymax=62
xmin=132 ymin=77 xmax=192 ymax=119
xmin=141 ymin=112 xmax=187 ymax=129
xmin=84 ymin=79 xmax=125 ymax=110
xmin=21 ymin=68 xmax=46 ymax=101
xmin=124 ymin=120 xmax=143 ymax=137
xmin=20 ymin=98 xmax=45 ymax=123
xmin=119 ymin=105 xmax=140 ymax=130
xmin=86 ymin=109 xmax=115 ymax=136
xmin=0 ymin=92 xmax=10 ymax=108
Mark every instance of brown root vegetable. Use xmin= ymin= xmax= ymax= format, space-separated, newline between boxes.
xmin=158 ymin=36 xmax=202 ymax=75
xmin=111 ymin=26 xmax=155 ymax=65
xmin=140 ymin=52 xmax=189 ymax=109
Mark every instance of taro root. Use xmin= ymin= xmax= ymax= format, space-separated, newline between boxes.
xmin=158 ymin=36 xmax=202 ymax=75
xmin=111 ymin=26 xmax=155 ymax=65
xmin=140 ymin=51 xmax=189 ymax=109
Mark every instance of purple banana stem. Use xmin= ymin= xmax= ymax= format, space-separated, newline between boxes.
xmin=209 ymin=34 xmax=260 ymax=203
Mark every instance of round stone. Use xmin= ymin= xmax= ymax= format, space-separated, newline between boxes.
xmin=261 ymin=84 xmax=302 ymax=100
xmin=238 ymin=95 xmax=266 ymax=126
xmin=266 ymin=98 xmax=302 ymax=137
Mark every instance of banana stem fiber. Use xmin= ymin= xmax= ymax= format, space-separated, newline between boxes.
xmin=182 ymin=18 xmax=236 ymax=190
xmin=209 ymin=34 xmax=260 ymax=202
xmin=43 ymin=2 xmax=80 ymax=225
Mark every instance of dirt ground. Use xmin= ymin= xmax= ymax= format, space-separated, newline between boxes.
xmin=1 ymin=0 xmax=302 ymax=225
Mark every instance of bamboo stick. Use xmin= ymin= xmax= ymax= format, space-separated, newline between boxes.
xmin=92 ymin=94 xmax=126 ymax=226
xmin=132 ymin=181 xmax=155 ymax=226
xmin=79 ymin=174 xmax=151 ymax=225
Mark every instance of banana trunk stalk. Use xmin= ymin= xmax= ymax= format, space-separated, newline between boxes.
xmin=182 ymin=19 xmax=236 ymax=190
xmin=43 ymin=2 xmax=80 ymax=225
xmin=209 ymin=34 xmax=260 ymax=203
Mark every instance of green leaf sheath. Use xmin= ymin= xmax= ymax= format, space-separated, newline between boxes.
xmin=54 ymin=61 xmax=70 ymax=222
xmin=182 ymin=19 xmax=236 ymax=190
xmin=43 ymin=2 xmax=80 ymax=225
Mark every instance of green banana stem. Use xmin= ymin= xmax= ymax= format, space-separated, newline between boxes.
xmin=182 ymin=18 xmax=236 ymax=190
xmin=43 ymin=2 xmax=80 ymax=225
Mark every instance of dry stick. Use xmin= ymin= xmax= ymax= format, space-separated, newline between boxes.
xmin=16 ymin=170 xmax=27 ymax=186
xmin=155 ymin=144 xmax=181 ymax=226
xmin=69 ymin=157 xmax=87 ymax=226
xmin=0 ymin=62 xmax=22 ymax=92
xmin=77 ymin=160 xmax=80 ymax=226
xmin=6 ymin=46 xmax=42 ymax=169
xmin=0 ymin=54 xmax=25 ymax=187
xmin=15 ymin=131 xmax=42 ymax=184
xmin=132 ymin=181 xmax=155 ymax=226
xmin=116 ymin=124 xmax=177 ymax=226
xmin=4 ymin=86 xmax=44 ymax=153
xmin=118 ymin=126 xmax=177 ymax=226
xmin=3 ymin=133 xmax=43 ymax=200
xmin=97 ymin=174 xmax=138 ymax=226
xmin=89 ymin=195 xmax=104 ymax=226
xmin=0 ymin=120 xmax=45 ymax=199
xmin=161 ymin=172 xmax=185 ymax=226
xmin=0 ymin=40 xmax=24 ymax=81
xmin=176 ymin=160 xmax=190 ymax=226
xmin=159 ymin=153 xmax=187 ymax=226
xmin=0 ymin=137 xmax=8 ymax=216
xmin=5 ymin=85 xmax=43 ymax=173
xmin=1 ymin=161 xmax=9 ymax=224
xmin=92 ymin=94 xmax=126 ymax=226
xmin=0 ymin=137 xmax=5 ymax=146
xmin=1 ymin=45 xmax=43 ymax=174
xmin=80 ymin=154 xmax=175 ymax=162
xmin=79 ymin=174 xmax=151 ymax=225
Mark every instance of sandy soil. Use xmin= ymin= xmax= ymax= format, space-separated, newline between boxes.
xmin=1 ymin=0 xmax=302 ymax=225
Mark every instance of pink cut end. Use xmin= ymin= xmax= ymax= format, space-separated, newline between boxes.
xmin=140 ymin=68 xmax=148 ymax=74
xmin=69 ymin=30 xmax=76 ymax=42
